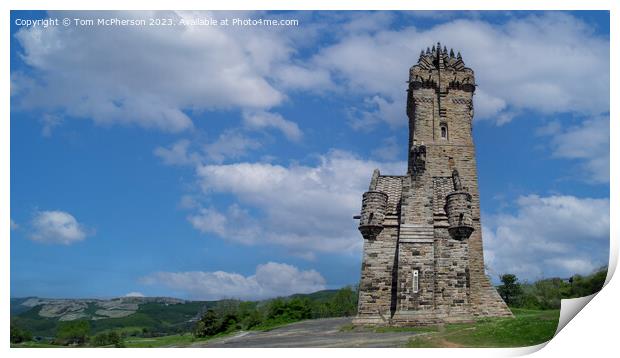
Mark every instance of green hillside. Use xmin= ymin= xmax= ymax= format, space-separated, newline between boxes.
xmin=10 ymin=289 xmax=348 ymax=339
xmin=10 ymin=297 xmax=36 ymax=316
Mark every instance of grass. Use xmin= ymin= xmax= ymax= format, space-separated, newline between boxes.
xmin=248 ymin=319 xmax=299 ymax=332
xmin=12 ymin=334 xmax=217 ymax=348
xmin=374 ymin=325 xmax=439 ymax=334
xmin=124 ymin=334 xmax=209 ymax=348
xmin=405 ymin=308 xmax=560 ymax=348
xmin=109 ymin=329 xmax=241 ymax=348
xmin=11 ymin=341 xmax=61 ymax=348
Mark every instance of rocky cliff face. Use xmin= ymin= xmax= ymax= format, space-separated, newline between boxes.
xmin=15 ymin=296 xmax=185 ymax=321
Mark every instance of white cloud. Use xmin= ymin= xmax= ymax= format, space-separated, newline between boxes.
xmin=310 ymin=13 xmax=609 ymax=126
xmin=484 ymin=195 xmax=609 ymax=281
xmin=29 ymin=210 xmax=89 ymax=245
xmin=371 ymin=136 xmax=401 ymax=161
xmin=142 ymin=262 xmax=326 ymax=300
xmin=342 ymin=12 xmax=396 ymax=34
xmin=546 ymin=116 xmax=609 ymax=183
xmin=474 ymin=90 xmax=507 ymax=120
xmin=178 ymin=195 xmax=200 ymax=210
xmin=13 ymin=10 xmax=292 ymax=132
xmin=155 ymin=131 xmax=262 ymax=166
xmin=272 ymin=64 xmax=333 ymax=91
xmin=12 ymin=12 xmax=607 ymax=135
xmin=242 ymin=111 xmax=302 ymax=141
xmin=153 ymin=139 xmax=199 ymax=166
xmin=191 ymin=150 xmax=405 ymax=256
xmin=40 ymin=113 xmax=63 ymax=137
xmin=204 ymin=131 xmax=262 ymax=163
xmin=188 ymin=205 xmax=261 ymax=245
xmin=125 ymin=292 xmax=145 ymax=297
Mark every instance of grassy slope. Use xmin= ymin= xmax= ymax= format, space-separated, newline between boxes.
xmin=11 ymin=306 xmax=59 ymax=337
xmin=406 ymin=308 xmax=559 ymax=348
xmin=11 ymin=334 xmax=219 ymax=348
xmin=11 ymin=301 xmax=216 ymax=338
xmin=11 ymin=290 xmax=342 ymax=338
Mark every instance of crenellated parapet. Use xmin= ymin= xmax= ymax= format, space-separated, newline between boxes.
xmin=409 ymin=42 xmax=475 ymax=94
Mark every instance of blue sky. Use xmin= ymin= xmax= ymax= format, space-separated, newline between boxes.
xmin=10 ymin=10 xmax=610 ymax=300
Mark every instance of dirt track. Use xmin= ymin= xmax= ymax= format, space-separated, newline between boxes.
xmin=191 ymin=317 xmax=421 ymax=348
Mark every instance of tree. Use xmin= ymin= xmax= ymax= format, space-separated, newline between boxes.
xmin=568 ymin=267 xmax=607 ymax=297
xmin=91 ymin=331 xmax=124 ymax=347
xmin=243 ymin=308 xmax=263 ymax=329
xmin=55 ymin=320 xmax=90 ymax=346
xmin=531 ymin=278 xmax=564 ymax=309
xmin=10 ymin=321 xmax=32 ymax=344
xmin=266 ymin=298 xmax=287 ymax=320
xmin=329 ymin=287 xmax=358 ymax=317
xmin=220 ymin=312 xmax=240 ymax=333
xmin=285 ymin=298 xmax=312 ymax=321
xmin=194 ymin=309 xmax=221 ymax=338
xmin=497 ymin=274 xmax=524 ymax=306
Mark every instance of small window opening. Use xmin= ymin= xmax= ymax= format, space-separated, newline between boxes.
xmin=413 ymin=270 xmax=419 ymax=293
xmin=441 ymin=125 xmax=448 ymax=139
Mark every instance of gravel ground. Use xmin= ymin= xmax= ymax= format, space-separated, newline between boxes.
xmin=191 ymin=317 xmax=421 ymax=348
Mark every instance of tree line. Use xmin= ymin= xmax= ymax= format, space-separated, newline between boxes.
xmin=497 ymin=266 xmax=607 ymax=309
xmin=193 ymin=286 xmax=358 ymax=338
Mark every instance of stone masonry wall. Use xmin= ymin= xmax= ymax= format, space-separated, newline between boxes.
xmin=397 ymin=242 xmax=435 ymax=311
xmin=434 ymin=229 xmax=471 ymax=315
xmin=355 ymin=226 xmax=398 ymax=324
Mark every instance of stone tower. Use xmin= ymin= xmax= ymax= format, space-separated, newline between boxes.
xmin=353 ymin=43 xmax=512 ymax=326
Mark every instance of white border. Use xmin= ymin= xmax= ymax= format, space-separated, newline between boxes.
xmin=3 ymin=1 xmax=617 ymax=358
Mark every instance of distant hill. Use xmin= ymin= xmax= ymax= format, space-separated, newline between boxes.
xmin=10 ymin=290 xmax=344 ymax=338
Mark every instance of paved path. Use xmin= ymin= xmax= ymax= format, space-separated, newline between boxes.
xmin=191 ymin=317 xmax=421 ymax=348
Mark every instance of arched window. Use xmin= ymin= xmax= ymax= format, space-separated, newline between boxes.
xmin=440 ymin=124 xmax=448 ymax=139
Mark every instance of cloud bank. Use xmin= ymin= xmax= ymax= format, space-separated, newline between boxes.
xmin=189 ymin=150 xmax=405 ymax=257
xmin=142 ymin=262 xmax=326 ymax=300
xmin=484 ymin=195 xmax=609 ymax=281
xmin=12 ymin=11 xmax=608 ymax=133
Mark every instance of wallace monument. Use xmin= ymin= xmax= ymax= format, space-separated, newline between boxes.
xmin=353 ymin=43 xmax=512 ymax=326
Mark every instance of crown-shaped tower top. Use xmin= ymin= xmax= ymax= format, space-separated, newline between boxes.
xmin=415 ymin=42 xmax=469 ymax=72
xmin=409 ymin=42 xmax=475 ymax=93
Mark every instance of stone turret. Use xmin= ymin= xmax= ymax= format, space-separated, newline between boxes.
xmin=358 ymin=169 xmax=388 ymax=240
xmin=359 ymin=191 xmax=388 ymax=240
xmin=445 ymin=170 xmax=474 ymax=241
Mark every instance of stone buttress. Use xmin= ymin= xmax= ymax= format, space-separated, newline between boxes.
xmin=353 ymin=43 xmax=512 ymax=326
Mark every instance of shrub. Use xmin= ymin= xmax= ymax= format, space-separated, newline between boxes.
xmin=54 ymin=320 xmax=90 ymax=346
xmin=10 ymin=321 xmax=33 ymax=344
xmin=194 ymin=309 xmax=222 ymax=338
xmin=497 ymin=274 xmax=523 ymax=306
xmin=91 ymin=331 xmax=124 ymax=347
xmin=498 ymin=266 xmax=608 ymax=310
